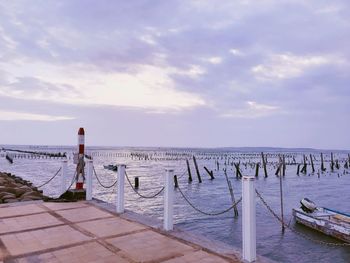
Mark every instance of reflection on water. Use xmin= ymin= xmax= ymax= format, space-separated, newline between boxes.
xmin=1 ymin=146 xmax=349 ymax=263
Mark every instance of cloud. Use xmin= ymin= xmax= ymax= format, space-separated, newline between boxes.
xmin=229 ymin=49 xmax=244 ymax=56
xmin=0 ymin=0 xmax=349 ymax=148
xmin=0 ymin=110 xmax=74 ymax=121
xmin=139 ymin=34 xmax=158 ymax=46
xmin=205 ymin=57 xmax=223 ymax=64
xmin=220 ymin=101 xmax=280 ymax=118
xmin=0 ymin=61 xmax=206 ymax=111
xmin=251 ymin=53 xmax=333 ymax=80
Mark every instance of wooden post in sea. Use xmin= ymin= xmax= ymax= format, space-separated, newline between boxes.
xmin=310 ymin=154 xmax=315 ymax=173
xmin=234 ymin=163 xmax=242 ymax=178
xmin=255 ymin=163 xmax=259 ymax=177
xmin=193 ymin=156 xmax=202 ymax=183
xmin=134 ymin=177 xmax=139 ymax=189
xmin=261 ymin=152 xmax=268 ymax=177
xmin=330 ymin=152 xmax=334 ymax=172
xmin=321 ymin=153 xmax=326 ymax=172
xmin=301 ymin=155 xmax=307 ymax=174
xmin=297 ymin=164 xmax=300 ymax=175
xmin=186 ymin=159 xmax=193 ymax=183
xmin=203 ymin=166 xmax=215 ymax=180
xmin=279 ymin=167 xmax=285 ymax=233
xmin=275 ymin=161 xmax=282 ymax=176
xmin=224 ymin=168 xmax=238 ymax=217
xmin=173 ymin=175 xmax=179 ymax=188
xmin=335 ymin=159 xmax=340 ymax=170
xmin=282 ymin=155 xmax=286 ymax=176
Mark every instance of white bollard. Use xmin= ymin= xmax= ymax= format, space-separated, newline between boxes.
xmin=61 ymin=160 xmax=67 ymax=194
xmin=242 ymin=176 xmax=256 ymax=262
xmin=164 ymin=168 xmax=174 ymax=231
xmin=116 ymin=164 xmax=126 ymax=213
xmin=86 ymin=160 xmax=93 ymax=201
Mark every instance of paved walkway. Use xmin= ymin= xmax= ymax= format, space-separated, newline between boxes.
xmin=0 ymin=201 xmax=240 ymax=263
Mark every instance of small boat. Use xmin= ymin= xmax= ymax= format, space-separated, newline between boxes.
xmin=103 ymin=164 xmax=118 ymax=171
xmin=293 ymin=199 xmax=350 ymax=243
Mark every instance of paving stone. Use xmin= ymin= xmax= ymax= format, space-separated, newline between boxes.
xmin=1 ymin=225 xmax=91 ymax=256
xmin=55 ymin=206 xmax=113 ymax=223
xmin=0 ymin=204 xmax=44 ymax=218
xmin=0 ymin=213 xmax=62 ymax=234
xmin=161 ymin=250 xmax=230 ymax=263
xmin=42 ymin=202 xmax=89 ymax=211
xmin=0 ymin=202 xmax=239 ymax=263
xmin=77 ymin=217 xmax=147 ymax=238
xmin=106 ymin=230 xmax=195 ymax=262
xmin=14 ymin=242 xmax=129 ymax=263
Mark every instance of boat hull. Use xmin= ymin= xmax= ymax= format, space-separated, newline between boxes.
xmin=293 ymin=208 xmax=350 ymax=243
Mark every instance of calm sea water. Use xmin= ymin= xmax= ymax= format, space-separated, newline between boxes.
xmin=1 ymin=146 xmax=349 ymax=263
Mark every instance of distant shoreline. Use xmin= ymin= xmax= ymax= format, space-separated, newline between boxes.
xmin=1 ymin=144 xmax=349 ymax=153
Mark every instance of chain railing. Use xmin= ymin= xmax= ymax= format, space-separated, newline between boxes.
xmin=93 ymin=167 xmax=118 ymax=189
xmin=37 ymin=167 xmax=62 ymax=188
xmin=255 ymin=189 xmax=350 ymax=247
xmin=107 ymin=183 xmax=118 ymax=203
xmin=63 ymin=171 xmax=77 ymax=194
xmin=125 ymin=170 xmax=165 ymax=199
xmin=177 ymin=184 xmax=242 ymax=216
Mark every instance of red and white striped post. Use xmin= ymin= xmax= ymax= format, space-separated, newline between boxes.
xmin=76 ymin=128 xmax=85 ymax=190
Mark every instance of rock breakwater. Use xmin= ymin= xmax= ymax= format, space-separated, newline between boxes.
xmin=0 ymin=172 xmax=48 ymax=203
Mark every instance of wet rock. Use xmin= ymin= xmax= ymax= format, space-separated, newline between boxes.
xmin=0 ymin=172 xmax=49 ymax=203
xmin=14 ymin=188 xmax=27 ymax=197
xmin=0 ymin=172 xmax=71 ymax=203
xmin=2 ymin=193 xmax=16 ymax=200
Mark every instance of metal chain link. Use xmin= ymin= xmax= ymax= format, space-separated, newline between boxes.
xmin=177 ymin=185 xmax=242 ymax=216
xmin=107 ymin=183 xmax=118 ymax=203
xmin=125 ymin=171 xmax=164 ymax=199
xmin=255 ymin=189 xmax=350 ymax=247
xmin=37 ymin=167 xmax=62 ymax=188
xmin=58 ymin=171 xmax=77 ymax=197
xmin=93 ymin=166 xmax=118 ymax=189
xmin=65 ymin=171 xmax=77 ymax=192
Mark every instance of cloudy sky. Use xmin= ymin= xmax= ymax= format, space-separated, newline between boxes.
xmin=0 ymin=0 xmax=349 ymax=149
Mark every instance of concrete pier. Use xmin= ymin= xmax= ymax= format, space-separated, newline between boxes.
xmin=0 ymin=201 xmax=240 ymax=263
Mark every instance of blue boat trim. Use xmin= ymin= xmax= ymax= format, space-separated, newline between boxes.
xmin=323 ymin=207 xmax=350 ymax=217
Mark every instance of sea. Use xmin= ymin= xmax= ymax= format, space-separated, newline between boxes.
xmin=1 ymin=145 xmax=349 ymax=263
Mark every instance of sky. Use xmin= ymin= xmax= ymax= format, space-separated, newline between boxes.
xmin=0 ymin=0 xmax=349 ymax=149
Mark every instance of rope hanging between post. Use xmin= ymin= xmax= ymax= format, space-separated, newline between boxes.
xmin=255 ymin=189 xmax=350 ymax=247
xmin=93 ymin=166 xmax=118 ymax=189
xmin=37 ymin=167 xmax=62 ymax=188
xmin=177 ymin=185 xmax=242 ymax=216
xmin=125 ymin=171 xmax=165 ymax=199
xmin=62 ymin=171 xmax=77 ymax=194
